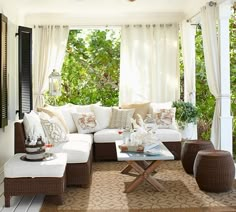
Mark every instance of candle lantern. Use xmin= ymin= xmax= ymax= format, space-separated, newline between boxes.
xmin=49 ymin=69 xmax=61 ymax=96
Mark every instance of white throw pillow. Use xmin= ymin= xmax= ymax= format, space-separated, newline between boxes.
xmin=23 ymin=110 xmax=45 ymax=141
xmin=40 ymin=114 xmax=68 ymax=145
xmin=92 ymin=105 xmax=112 ymax=131
xmin=72 ymin=112 xmax=98 ymax=134
xmin=58 ymin=105 xmax=78 ymax=133
xmin=149 ymin=101 xmax=173 ymax=114
xmin=109 ymin=108 xmax=135 ymax=129
xmin=153 ymin=108 xmax=177 ymax=129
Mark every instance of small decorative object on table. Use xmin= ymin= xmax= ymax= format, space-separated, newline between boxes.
xmin=25 ymin=136 xmax=46 ymax=161
xmin=118 ymin=121 xmax=160 ymax=153
xmin=119 ymin=144 xmax=144 ymax=152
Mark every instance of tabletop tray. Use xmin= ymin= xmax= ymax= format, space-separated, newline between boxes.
xmin=20 ymin=153 xmax=56 ymax=162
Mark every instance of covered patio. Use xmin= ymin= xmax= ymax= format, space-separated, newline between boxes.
xmin=0 ymin=0 xmax=236 ymax=211
xmin=6 ymin=0 xmax=234 ymax=151
xmin=0 ymin=0 xmax=234 ymax=163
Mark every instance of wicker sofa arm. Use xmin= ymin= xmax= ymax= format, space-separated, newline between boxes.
xmin=14 ymin=121 xmax=26 ymax=154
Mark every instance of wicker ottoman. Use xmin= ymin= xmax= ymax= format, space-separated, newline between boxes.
xmin=4 ymin=153 xmax=67 ymax=207
xmin=181 ymin=140 xmax=214 ymax=174
xmin=193 ymin=150 xmax=235 ymax=192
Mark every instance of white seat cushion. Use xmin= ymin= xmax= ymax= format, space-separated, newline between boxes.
xmin=155 ymin=129 xmax=181 ymax=142
xmin=48 ymin=133 xmax=93 ymax=163
xmin=4 ymin=153 xmax=67 ymax=178
xmin=94 ymin=128 xmax=181 ymax=143
xmin=94 ymin=129 xmax=123 ymax=143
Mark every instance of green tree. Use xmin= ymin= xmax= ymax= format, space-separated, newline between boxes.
xmin=45 ymin=29 xmax=120 ymax=106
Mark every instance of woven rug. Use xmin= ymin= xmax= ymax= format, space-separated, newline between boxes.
xmin=41 ymin=161 xmax=236 ymax=212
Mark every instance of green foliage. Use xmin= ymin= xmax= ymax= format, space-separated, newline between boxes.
xmin=230 ymin=9 xmax=236 ymax=137
xmin=172 ymin=101 xmax=199 ymax=129
xmin=195 ymin=26 xmax=215 ymax=140
xmin=45 ymin=29 xmax=121 ymax=106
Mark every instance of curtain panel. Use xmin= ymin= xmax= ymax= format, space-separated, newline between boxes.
xmin=200 ymin=4 xmax=221 ymax=149
xmin=181 ymin=21 xmax=196 ymax=105
xmin=119 ymin=24 xmax=179 ymax=105
xmin=32 ymin=25 xmax=69 ymax=109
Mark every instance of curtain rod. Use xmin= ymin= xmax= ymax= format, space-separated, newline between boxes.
xmin=34 ymin=25 xmax=69 ymax=28
xmin=124 ymin=23 xmax=177 ymax=27
xmin=34 ymin=25 xmax=122 ymax=29
xmin=187 ymin=1 xmax=217 ymax=22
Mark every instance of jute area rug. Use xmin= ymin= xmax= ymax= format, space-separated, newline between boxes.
xmin=41 ymin=161 xmax=236 ymax=212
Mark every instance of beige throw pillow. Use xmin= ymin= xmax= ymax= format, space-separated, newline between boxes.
xmin=109 ymin=108 xmax=135 ymax=129
xmin=37 ymin=106 xmax=69 ymax=133
xmin=154 ymin=108 xmax=177 ymax=129
xmin=40 ymin=113 xmax=69 ymax=145
xmin=121 ymin=102 xmax=150 ymax=120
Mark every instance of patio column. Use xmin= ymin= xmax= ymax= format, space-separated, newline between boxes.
xmin=218 ymin=1 xmax=233 ymax=153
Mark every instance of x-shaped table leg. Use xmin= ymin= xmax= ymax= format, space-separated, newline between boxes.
xmin=122 ymin=160 xmax=165 ymax=193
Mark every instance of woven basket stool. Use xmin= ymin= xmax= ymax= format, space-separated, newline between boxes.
xmin=193 ymin=150 xmax=235 ymax=192
xmin=181 ymin=140 xmax=214 ymax=174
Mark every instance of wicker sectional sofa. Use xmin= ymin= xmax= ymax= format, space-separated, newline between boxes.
xmin=14 ymin=102 xmax=182 ymax=187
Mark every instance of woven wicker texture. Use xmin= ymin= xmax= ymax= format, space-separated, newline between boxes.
xmin=193 ymin=150 xmax=235 ymax=192
xmin=4 ymin=174 xmax=65 ymax=207
xmin=181 ymin=140 xmax=214 ymax=174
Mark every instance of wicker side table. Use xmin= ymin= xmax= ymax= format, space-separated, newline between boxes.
xmin=181 ymin=140 xmax=214 ymax=174
xmin=193 ymin=150 xmax=235 ymax=192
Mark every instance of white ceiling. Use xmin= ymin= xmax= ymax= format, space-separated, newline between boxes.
xmin=0 ymin=0 xmax=229 ymax=25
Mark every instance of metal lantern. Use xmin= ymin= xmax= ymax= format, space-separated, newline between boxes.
xmin=49 ymin=69 xmax=61 ymax=96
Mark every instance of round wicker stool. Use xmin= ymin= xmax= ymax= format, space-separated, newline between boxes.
xmin=193 ymin=150 xmax=235 ymax=192
xmin=181 ymin=140 xmax=214 ymax=174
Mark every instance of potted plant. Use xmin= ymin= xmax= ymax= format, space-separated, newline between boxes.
xmin=172 ymin=100 xmax=199 ymax=139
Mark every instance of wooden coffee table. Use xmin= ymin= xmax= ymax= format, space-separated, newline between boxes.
xmin=115 ymin=140 xmax=174 ymax=193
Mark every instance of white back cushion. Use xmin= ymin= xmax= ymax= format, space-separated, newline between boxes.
xmin=92 ymin=105 xmax=112 ymax=131
xmin=149 ymin=101 xmax=173 ymax=114
xmin=23 ymin=110 xmax=45 ymax=140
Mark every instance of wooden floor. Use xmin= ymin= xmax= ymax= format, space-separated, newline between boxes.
xmin=0 ymin=171 xmax=44 ymax=212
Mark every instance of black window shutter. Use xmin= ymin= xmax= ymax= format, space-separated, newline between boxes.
xmin=18 ymin=26 xmax=32 ymax=119
xmin=0 ymin=14 xmax=8 ymax=128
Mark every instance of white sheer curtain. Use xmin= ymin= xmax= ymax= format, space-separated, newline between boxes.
xmin=119 ymin=24 xmax=179 ymax=105
xmin=33 ymin=25 xmax=69 ymax=109
xmin=181 ymin=21 xmax=197 ymax=140
xmin=181 ymin=21 xmax=196 ymax=105
xmin=200 ymin=4 xmax=221 ymax=149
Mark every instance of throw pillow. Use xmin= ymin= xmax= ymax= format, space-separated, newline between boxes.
xmin=59 ymin=104 xmax=78 ymax=133
xmin=72 ymin=112 xmax=98 ymax=134
xmin=153 ymin=108 xmax=177 ymax=129
xmin=23 ymin=110 xmax=46 ymax=141
xmin=37 ymin=106 xmax=69 ymax=133
xmin=149 ymin=101 xmax=172 ymax=114
xmin=91 ymin=105 xmax=112 ymax=131
xmin=40 ymin=114 xmax=68 ymax=145
xmin=121 ymin=102 xmax=150 ymax=121
xmin=109 ymin=108 xmax=135 ymax=129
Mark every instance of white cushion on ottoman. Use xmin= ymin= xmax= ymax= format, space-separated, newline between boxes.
xmin=155 ymin=129 xmax=182 ymax=142
xmin=4 ymin=153 xmax=67 ymax=178
xmin=94 ymin=129 xmax=122 ymax=143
